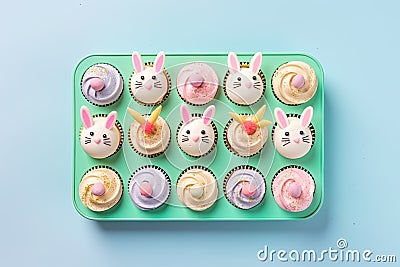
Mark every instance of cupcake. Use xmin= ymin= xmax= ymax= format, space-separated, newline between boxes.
xmin=128 ymin=105 xmax=171 ymax=157
xmin=272 ymin=166 xmax=315 ymax=212
xmin=177 ymin=104 xmax=217 ymax=157
xmin=79 ymin=106 xmax=123 ymax=159
xmin=272 ymin=61 xmax=318 ymax=105
xmin=223 ymin=52 xmax=266 ymax=106
xmin=79 ymin=166 xmax=123 ymax=212
xmin=176 ymin=62 xmax=219 ymax=105
xmin=176 ymin=166 xmax=218 ymax=211
xmin=128 ymin=166 xmax=171 ymax=210
xmin=224 ymin=105 xmax=272 ymax=157
xmin=272 ymin=106 xmax=315 ymax=159
xmin=224 ymin=166 xmax=266 ymax=210
xmin=81 ymin=63 xmax=123 ymax=106
xmin=129 ymin=51 xmax=171 ymax=106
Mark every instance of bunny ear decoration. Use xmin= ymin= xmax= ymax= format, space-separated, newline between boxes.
xmin=254 ymin=105 xmax=266 ymax=122
xmin=250 ymin=52 xmax=262 ymax=74
xmin=148 ymin=105 xmax=162 ymax=124
xmin=202 ymin=105 xmax=215 ymax=125
xmin=274 ymin=107 xmax=289 ymax=129
xmin=80 ymin=106 xmax=93 ymax=129
xmin=132 ymin=51 xmax=144 ymax=73
xmin=258 ymin=120 xmax=272 ymax=128
xmin=105 ymin=111 xmax=118 ymax=130
xmin=300 ymin=106 xmax=313 ymax=128
xmin=127 ymin=108 xmax=145 ymax=124
xmin=154 ymin=51 xmax=165 ymax=74
xmin=228 ymin=52 xmax=240 ymax=73
xmin=229 ymin=112 xmax=244 ymax=124
xmin=180 ymin=104 xmax=192 ymax=124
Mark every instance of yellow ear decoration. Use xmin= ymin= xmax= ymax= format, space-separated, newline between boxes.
xmin=127 ymin=108 xmax=145 ymax=124
xmin=229 ymin=112 xmax=244 ymax=124
xmin=148 ymin=105 xmax=162 ymax=124
xmin=258 ymin=120 xmax=272 ymax=128
xmin=255 ymin=105 xmax=266 ymax=122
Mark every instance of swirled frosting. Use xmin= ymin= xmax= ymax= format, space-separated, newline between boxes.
xmin=177 ymin=168 xmax=218 ymax=211
xmin=272 ymin=61 xmax=318 ymax=105
xmin=129 ymin=115 xmax=170 ymax=157
xmin=177 ymin=63 xmax=219 ymax=105
xmin=226 ymin=117 xmax=268 ymax=157
xmin=224 ymin=168 xmax=265 ymax=209
xmin=81 ymin=64 xmax=123 ymax=106
xmin=129 ymin=166 xmax=170 ymax=210
xmin=79 ymin=168 xmax=123 ymax=212
xmin=272 ymin=167 xmax=315 ymax=212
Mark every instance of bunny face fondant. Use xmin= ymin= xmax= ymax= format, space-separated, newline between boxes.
xmin=272 ymin=106 xmax=315 ymax=159
xmin=177 ymin=104 xmax=217 ymax=157
xmin=224 ymin=52 xmax=265 ymax=106
xmin=129 ymin=51 xmax=171 ymax=106
xmin=80 ymin=106 xmax=123 ymax=159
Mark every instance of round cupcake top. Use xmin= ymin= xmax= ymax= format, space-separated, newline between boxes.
xmin=224 ymin=166 xmax=266 ymax=210
xmin=273 ymin=106 xmax=314 ymax=159
xmin=129 ymin=51 xmax=170 ymax=105
xmin=272 ymin=166 xmax=315 ymax=212
xmin=224 ymin=52 xmax=265 ymax=105
xmin=79 ymin=167 xmax=123 ymax=212
xmin=79 ymin=106 xmax=123 ymax=159
xmin=177 ymin=167 xmax=218 ymax=211
xmin=177 ymin=63 xmax=219 ymax=105
xmin=128 ymin=106 xmax=171 ymax=157
xmin=272 ymin=61 xmax=318 ymax=105
xmin=177 ymin=104 xmax=217 ymax=157
xmin=129 ymin=166 xmax=171 ymax=210
xmin=81 ymin=64 xmax=123 ymax=106
xmin=225 ymin=105 xmax=272 ymax=157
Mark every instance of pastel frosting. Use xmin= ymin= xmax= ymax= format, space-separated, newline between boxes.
xmin=226 ymin=116 xmax=269 ymax=157
xmin=177 ymin=168 xmax=218 ymax=211
xmin=272 ymin=167 xmax=315 ymax=212
xmin=79 ymin=168 xmax=123 ymax=212
xmin=225 ymin=168 xmax=265 ymax=209
xmin=129 ymin=167 xmax=170 ymax=210
xmin=129 ymin=115 xmax=171 ymax=157
xmin=81 ymin=64 xmax=123 ymax=106
xmin=177 ymin=63 xmax=219 ymax=105
xmin=272 ymin=61 xmax=318 ymax=105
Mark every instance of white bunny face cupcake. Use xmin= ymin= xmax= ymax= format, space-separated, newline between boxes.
xmin=129 ymin=51 xmax=171 ymax=106
xmin=223 ymin=52 xmax=266 ymax=106
xmin=272 ymin=106 xmax=315 ymax=159
xmin=79 ymin=106 xmax=123 ymax=159
xmin=177 ymin=104 xmax=217 ymax=158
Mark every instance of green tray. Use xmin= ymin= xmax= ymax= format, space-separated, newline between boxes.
xmin=73 ymin=53 xmax=324 ymax=221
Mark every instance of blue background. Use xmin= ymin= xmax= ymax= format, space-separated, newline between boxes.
xmin=1 ymin=0 xmax=398 ymax=266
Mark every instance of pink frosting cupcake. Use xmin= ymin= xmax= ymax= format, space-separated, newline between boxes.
xmin=176 ymin=63 xmax=219 ymax=105
xmin=272 ymin=166 xmax=315 ymax=212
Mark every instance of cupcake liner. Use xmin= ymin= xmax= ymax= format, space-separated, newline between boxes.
xmin=271 ymin=165 xmax=316 ymax=197
xmin=128 ymin=165 xmax=171 ymax=210
xmin=223 ymin=117 xmax=267 ymax=158
xmin=79 ymin=114 xmax=124 ymax=159
xmin=80 ymin=63 xmax=124 ymax=107
xmin=176 ymin=113 xmax=218 ymax=158
xmin=128 ymin=115 xmax=171 ymax=158
xmin=79 ymin=165 xmax=124 ymax=212
xmin=128 ymin=62 xmax=171 ymax=106
xmin=271 ymin=113 xmax=316 ymax=148
xmin=223 ymin=62 xmax=266 ymax=106
xmin=223 ymin=165 xmax=266 ymax=210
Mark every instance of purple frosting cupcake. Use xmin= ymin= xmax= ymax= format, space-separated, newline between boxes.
xmin=224 ymin=166 xmax=266 ymax=209
xmin=128 ymin=166 xmax=171 ymax=210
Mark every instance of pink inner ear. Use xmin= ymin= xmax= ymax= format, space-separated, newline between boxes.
xmin=105 ymin=112 xmax=117 ymax=130
xmin=180 ymin=105 xmax=191 ymax=124
xmin=203 ymin=106 xmax=215 ymax=125
xmin=251 ymin=53 xmax=262 ymax=73
xmin=275 ymin=109 xmax=288 ymax=129
xmin=154 ymin=52 xmax=165 ymax=73
xmin=228 ymin=53 xmax=239 ymax=72
xmin=301 ymin=107 xmax=313 ymax=127
xmin=132 ymin=52 xmax=143 ymax=73
xmin=81 ymin=107 xmax=92 ymax=128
